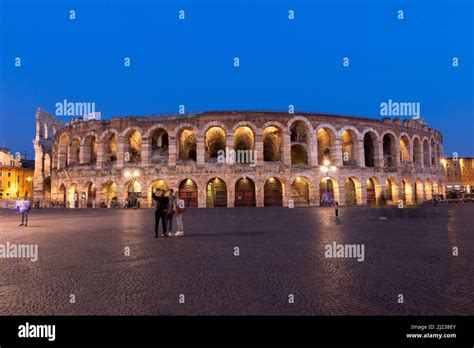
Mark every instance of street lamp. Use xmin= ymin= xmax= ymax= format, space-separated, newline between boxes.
xmin=320 ymin=159 xmax=337 ymax=205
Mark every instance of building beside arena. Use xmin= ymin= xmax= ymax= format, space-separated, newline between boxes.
xmin=33 ymin=108 xmax=446 ymax=208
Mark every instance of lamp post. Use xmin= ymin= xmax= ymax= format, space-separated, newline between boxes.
xmin=320 ymin=159 xmax=337 ymax=205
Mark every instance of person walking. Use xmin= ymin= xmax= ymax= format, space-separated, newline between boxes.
xmin=174 ymin=194 xmax=185 ymax=237
xmin=334 ymin=201 xmax=339 ymax=217
xmin=166 ymin=189 xmax=176 ymax=235
xmin=433 ymin=196 xmax=440 ymax=215
xmin=17 ymin=197 xmax=31 ymax=227
xmin=152 ymin=189 xmax=169 ymax=238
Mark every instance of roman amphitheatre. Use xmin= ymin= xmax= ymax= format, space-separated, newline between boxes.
xmin=32 ymin=108 xmax=445 ymax=208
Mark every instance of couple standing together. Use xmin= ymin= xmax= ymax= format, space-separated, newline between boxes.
xmin=152 ymin=189 xmax=185 ymax=238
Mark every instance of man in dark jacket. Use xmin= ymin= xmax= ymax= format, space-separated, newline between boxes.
xmin=152 ymin=189 xmax=169 ymax=238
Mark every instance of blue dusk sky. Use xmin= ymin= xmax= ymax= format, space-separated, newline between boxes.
xmin=0 ymin=0 xmax=472 ymax=158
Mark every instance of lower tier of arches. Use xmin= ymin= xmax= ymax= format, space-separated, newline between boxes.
xmin=40 ymin=172 xmax=446 ymax=209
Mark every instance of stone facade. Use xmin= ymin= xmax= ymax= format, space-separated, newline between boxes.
xmin=33 ymin=108 xmax=446 ymax=208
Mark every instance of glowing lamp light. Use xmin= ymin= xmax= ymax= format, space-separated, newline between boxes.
xmin=323 ymin=159 xmax=330 ymax=166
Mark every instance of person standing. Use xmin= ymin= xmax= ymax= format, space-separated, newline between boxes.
xmin=174 ymin=194 xmax=185 ymax=237
xmin=152 ymin=189 xmax=169 ymax=238
xmin=334 ymin=201 xmax=339 ymax=217
xmin=17 ymin=197 xmax=31 ymax=227
xmin=166 ymin=189 xmax=176 ymax=235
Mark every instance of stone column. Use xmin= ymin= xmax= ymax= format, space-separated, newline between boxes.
xmin=256 ymin=183 xmax=264 ymax=207
xmin=391 ymin=181 xmax=400 ymax=204
xmin=334 ymin=138 xmax=343 ymax=167
xmin=196 ymin=134 xmax=205 ymax=165
xmin=255 ymin=132 xmax=264 ymax=166
xmin=117 ymin=136 xmax=125 ymax=168
xmin=358 ymin=139 xmax=365 ymax=167
xmin=227 ymin=176 xmax=235 ymax=207
xmin=226 ymin=133 xmax=234 ymax=152
xmin=35 ymin=119 xmax=42 ymax=140
xmin=337 ymin=177 xmax=345 ymax=206
xmin=394 ymin=141 xmax=401 ymax=167
xmin=361 ymin=182 xmax=367 ymax=205
xmin=33 ymin=142 xmax=44 ymax=204
xmin=141 ymin=136 xmax=150 ymax=166
xmin=79 ymin=144 xmax=87 ymax=164
xmin=168 ymin=136 xmax=177 ymax=167
xmin=379 ymin=182 xmax=386 ymax=205
xmin=309 ymin=131 xmax=318 ymax=167
xmin=96 ymin=141 xmax=104 ymax=169
xmin=198 ymin=184 xmax=206 ymax=208
xmin=311 ymin=181 xmax=320 ymax=206
xmin=282 ymin=131 xmax=291 ymax=166
xmin=375 ymin=140 xmax=384 ymax=167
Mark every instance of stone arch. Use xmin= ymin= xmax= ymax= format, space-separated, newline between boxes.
xmin=382 ymin=131 xmax=397 ymax=167
xmin=206 ymin=177 xmax=228 ymax=207
xmin=425 ymin=178 xmax=433 ymax=200
xmin=148 ymin=179 xmax=170 ymax=207
xmin=414 ymin=178 xmax=424 ymax=204
xmin=67 ymin=183 xmax=79 ymax=208
xmin=362 ymin=129 xmax=380 ymax=167
xmin=430 ymin=137 xmax=437 ymax=165
xmin=385 ymin=177 xmax=399 ymax=203
xmin=68 ymin=136 xmax=81 ymax=166
xmin=42 ymin=176 xmax=51 ymax=205
xmin=179 ymin=178 xmax=198 ymax=207
xmin=287 ymin=116 xmax=313 ymax=134
xmin=100 ymin=180 xmax=118 ymax=208
xmin=344 ymin=176 xmax=362 ymax=206
xmin=198 ymin=121 xmax=228 ymax=137
xmin=82 ymin=132 xmax=99 ymax=165
xmin=82 ymin=181 xmax=97 ymax=208
xmin=176 ymin=126 xmax=197 ymax=161
xmin=319 ymin=176 xmax=339 ymax=206
xmin=401 ymin=178 xmax=413 ymax=205
xmin=101 ymin=130 xmax=118 ymax=165
xmin=264 ymin=177 xmax=283 ymax=206
xmin=291 ymin=144 xmax=308 ymax=165
xmin=145 ymin=124 xmax=171 ymax=138
xmin=412 ymin=136 xmax=422 ymax=166
xmin=148 ymin=127 xmax=169 ymax=164
xmin=422 ymin=138 xmax=430 ymax=167
xmin=58 ymin=133 xmax=69 ymax=169
xmin=340 ymin=128 xmax=360 ymax=166
xmin=366 ymin=176 xmax=381 ymax=205
xmin=338 ymin=126 xmax=362 ymax=140
xmin=316 ymin=125 xmax=337 ymax=165
xmin=205 ymin=126 xmax=226 ymax=162
xmin=99 ymin=128 xmax=120 ymax=142
xmin=432 ymin=180 xmax=439 ymax=195
xmin=291 ymin=176 xmax=312 ymax=206
xmin=233 ymin=125 xmax=255 ymax=153
xmin=122 ymin=128 xmax=143 ymax=164
xmin=234 ymin=177 xmax=256 ymax=207
xmin=230 ymin=121 xmax=258 ymax=135
xmin=58 ymin=183 xmax=67 ymax=206
xmin=263 ymin=125 xmax=282 ymax=162
xmin=399 ymin=133 xmax=411 ymax=164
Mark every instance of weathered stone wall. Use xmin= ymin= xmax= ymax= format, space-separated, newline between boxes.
xmin=33 ymin=109 xmax=446 ymax=208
